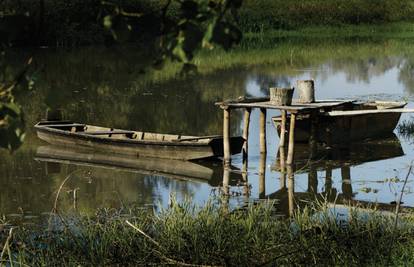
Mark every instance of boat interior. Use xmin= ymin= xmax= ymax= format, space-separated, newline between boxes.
xmin=36 ymin=121 xmax=211 ymax=143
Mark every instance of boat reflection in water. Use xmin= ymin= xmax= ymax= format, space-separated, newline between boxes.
xmin=35 ymin=145 xmax=243 ymax=212
xmin=260 ymin=134 xmax=405 ymax=216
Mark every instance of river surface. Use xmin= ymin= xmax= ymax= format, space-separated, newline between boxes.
xmin=2 ymin=37 xmax=414 ymax=223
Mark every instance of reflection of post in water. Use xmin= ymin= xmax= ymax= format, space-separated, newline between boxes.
xmin=287 ymin=165 xmax=295 ymax=217
xmin=325 ymin=167 xmax=333 ymax=198
xmin=341 ymin=166 xmax=353 ymax=200
xmin=308 ymin=165 xmax=318 ymax=194
xmin=259 ymin=152 xmax=266 ymax=199
xmin=222 ymin=167 xmax=230 ymax=196
xmin=221 ymin=167 xmax=230 ymax=211
xmin=242 ymin=108 xmax=251 ymax=197
xmin=242 ymin=108 xmax=251 ymax=161
xmin=309 ymin=110 xmax=318 ymax=160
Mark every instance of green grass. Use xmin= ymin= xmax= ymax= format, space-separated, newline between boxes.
xmin=2 ymin=199 xmax=414 ymax=266
xmin=238 ymin=0 xmax=414 ymax=32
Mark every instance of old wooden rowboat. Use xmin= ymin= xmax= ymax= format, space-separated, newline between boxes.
xmin=35 ymin=121 xmax=244 ymax=160
xmin=272 ymin=101 xmax=407 ymax=143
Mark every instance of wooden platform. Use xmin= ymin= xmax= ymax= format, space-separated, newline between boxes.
xmin=215 ymin=97 xmax=356 ymax=166
xmin=217 ymin=97 xmax=355 ymax=113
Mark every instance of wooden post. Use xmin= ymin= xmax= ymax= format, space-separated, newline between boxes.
xmin=223 ymin=108 xmax=231 ymax=166
xmin=270 ymin=87 xmax=294 ymax=105
xmin=259 ymin=153 xmax=266 ymax=199
xmin=222 ymin=166 xmax=230 ymax=196
xmin=287 ymin=165 xmax=295 ymax=217
xmin=297 ymin=80 xmax=315 ymax=103
xmin=279 ymin=111 xmax=287 ymax=147
xmin=279 ymin=146 xmax=286 ymax=189
xmin=259 ymin=108 xmax=267 ymax=155
xmin=242 ymin=108 xmax=251 ymax=161
xmin=286 ymin=113 xmax=296 ymax=165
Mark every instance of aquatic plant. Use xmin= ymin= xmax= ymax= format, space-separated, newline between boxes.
xmin=398 ymin=118 xmax=414 ymax=140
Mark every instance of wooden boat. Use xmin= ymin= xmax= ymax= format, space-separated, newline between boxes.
xmin=34 ymin=121 xmax=244 ymax=160
xmin=35 ymin=145 xmax=242 ymax=186
xmin=272 ymin=101 xmax=407 ymax=143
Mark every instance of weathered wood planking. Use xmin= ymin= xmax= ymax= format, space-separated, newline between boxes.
xmin=325 ymin=108 xmax=414 ymax=116
xmin=216 ymin=99 xmax=355 ymax=113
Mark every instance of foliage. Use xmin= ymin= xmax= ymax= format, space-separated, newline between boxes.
xmin=2 ymin=200 xmax=414 ymax=266
xmin=0 ymin=48 xmax=31 ymax=152
xmin=102 ymin=0 xmax=242 ymax=70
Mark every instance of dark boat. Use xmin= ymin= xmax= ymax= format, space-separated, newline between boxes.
xmin=34 ymin=121 xmax=244 ymax=160
xmin=272 ymin=101 xmax=407 ymax=143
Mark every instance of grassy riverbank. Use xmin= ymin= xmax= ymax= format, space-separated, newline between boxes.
xmin=1 ymin=200 xmax=414 ymax=266
xmin=4 ymin=0 xmax=414 ymax=46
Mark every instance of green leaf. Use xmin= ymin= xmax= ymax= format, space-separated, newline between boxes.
xmin=103 ymin=15 xmax=113 ymax=29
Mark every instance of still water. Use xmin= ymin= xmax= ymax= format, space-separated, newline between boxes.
xmin=2 ymin=38 xmax=414 ymax=222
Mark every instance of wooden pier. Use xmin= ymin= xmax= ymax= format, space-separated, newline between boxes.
xmin=216 ymin=97 xmax=354 ymax=166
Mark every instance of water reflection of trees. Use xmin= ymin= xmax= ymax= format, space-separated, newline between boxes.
xmin=249 ymin=38 xmax=414 ymax=95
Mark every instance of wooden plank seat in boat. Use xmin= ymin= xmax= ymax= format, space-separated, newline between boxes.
xmin=82 ymin=130 xmax=136 ymax=136
xmin=41 ymin=123 xmax=86 ymax=128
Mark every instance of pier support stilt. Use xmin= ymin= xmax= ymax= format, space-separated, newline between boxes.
xmin=242 ymin=108 xmax=251 ymax=162
xmin=287 ymin=113 xmax=296 ymax=165
xmin=259 ymin=108 xmax=267 ymax=155
xmin=223 ymin=108 xmax=231 ymax=166
xmin=279 ymin=146 xmax=286 ymax=189
xmin=279 ymin=111 xmax=287 ymax=147
xmin=287 ymin=165 xmax=295 ymax=217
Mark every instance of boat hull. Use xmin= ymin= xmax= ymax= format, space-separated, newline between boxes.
xmin=35 ymin=122 xmax=244 ymax=160
xmin=272 ymin=102 xmax=405 ymax=143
